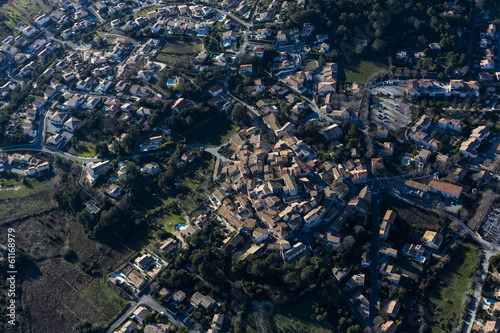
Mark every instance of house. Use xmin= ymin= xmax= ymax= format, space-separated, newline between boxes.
xmin=51 ymin=112 xmax=68 ymax=126
xmin=34 ymin=14 xmax=51 ymax=26
xmin=159 ymin=238 xmax=177 ymax=253
xmin=253 ymin=46 xmax=265 ymax=58
xmin=1 ymin=44 xmax=18 ymax=56
xmin=181 ymin=152 xmax=196 ymax=164
xmin=416 ymin=149 xmax=431 ymax=165
xmin=422 ymin=230 xmax=443 ymax=250
xmin=144 ymin=324 xmax=169 ymax=333
xmin=171 ymin=98 xmax=189 ymax=113
xmin=142 ymin=162 xmax=161 ymax=175
xmin=222 ymin=31 xmax=238 ymax=41
xmin=85 ymin=96 xmax=101 ymax=110
xmin=283 ymin=242 xmax=308 ymax=262
xmin=470 ymin=125 xmax=490 ymax=141
xmin=47 ymin=134 xmax=64 ymax=146
xmin=119 ymin=321 xmax=135 ymax=333
xmin=209 ymin=85 xmax=223 ymax=97
xmin=460 ymin=138 xmax=481 ymax=158
xmin=283 ymin=173 xmax=298 ymax=196
xmin=484 ymin=321 xmax=500 ymax=333
xmin=254 ymin=79 xmax=265 ymax=92
xmin=107 ymin=184 xmax=122 ymax=198
xmin=380 ymin=321 xmax=398 ymax=333
xmin=239 ymin=64 xmax=253 ymax=75
xmin=63 ymin=117 xmax=81 ymax=132
xmin=332 ymin=266 xmax=351 ymax=281
xmin=86 ymin=161 xmax=111 ymax=184
xmin=172 ymin=290 xmax=186 ymax=304
xmin=320 ymin=124 xmax=342 ymax=140
xmin=132 ymin=306 xmax=150 ymax=323
xmin=135 ymin=254 xmax=155 ymax=270
xmin=130 ymin=85 xmax=153 ymax=98
xmin=136 ymin=107 xmax=152 ymax=117
xmin=383 ymin=300 xmax=400 ymax=318
xmin=379 ymin=246 xmax=398 ymax=258
xmin=277 ymin=30 xmax=287 ymax=43
xmin=22 ymin=26 xmax=37 ymax=37
xmin=428 ymin=179 xmax=463 ymax=200
xmin=346 ymin=274 xmax=365 ymax=289
xmin=317 ymin=82 xmax=336 ymax=95
xmin=212 ymin=314 xmax=225 ymax=331
xmin=380 ymin=210 xmax=397 ymax=240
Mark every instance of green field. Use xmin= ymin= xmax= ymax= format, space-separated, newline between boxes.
xmin=0 ymin=173 xmax=55 ymax=199
xmin=155 ymin=39 xmax=201 ymax=66
xmin=304 ymin=60 xmax=318 ymax=70
xmin=184 ymin=115 xmax=238 ymax=146
xmin=164 ymin=214 xmax=186 ymax=232
xmin=63 ymin=140 xmax=96 ymax=158
xmin=1 ymin=0 xmax=52 ymax=28
xmin=426 ymin=242 xmax=479 ymax=332
xmin=133 ymin=5 xmax=162 ymax=18
xmin=339 ymin=57 xmax=388 ymax=83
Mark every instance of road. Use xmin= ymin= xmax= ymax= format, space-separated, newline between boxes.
xmin=368 ymin=186 xmax=380 ymax=323
xmin=44 ymin=29 xmax=91 ymax=51
xmin=101 ymin=34 xmax=139 ymax=47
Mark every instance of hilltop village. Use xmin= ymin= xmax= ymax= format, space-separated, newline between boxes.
xmin=0 ymin=0 xmax=500 ymax=333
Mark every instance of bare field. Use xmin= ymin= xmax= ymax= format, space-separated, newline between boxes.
xmin=382 ymin=197 xmax=443 ymax=231
xmin=23 ymin=258 xmax=126 ymax=333
xmin=0 ymin=187 xmax=56 ymax=224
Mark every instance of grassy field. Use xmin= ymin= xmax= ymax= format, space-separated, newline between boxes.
xmin=164 ymin=214 xmax=186 ymax=232
xmin=133 ymin=5 xmax=162 ymax=18
xmin=0 ymin=173 xmax=56 ymax=199
xmin=272 ymin=293 xmax=337 ymax=333
xmin=155 ymin=39 xmax=202 ymax=66
xmin=339 ymin=57 xmax=388 ymax=83
xmin=426 ymin=242 xmax=479 ymax=332
xmin=304 ymin=60 xmax=318 ymax=70
xmin=1 ymin=0 xmax=52 ymax=28
xmin=63 ymin=141 xmax=96 ymax=158
xmin=23 ymin=258 xmax=127 ymax=333
xmin=184 ymin=115 xmax=238 ymax=146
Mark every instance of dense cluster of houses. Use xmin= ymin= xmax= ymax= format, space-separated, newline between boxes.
xmin=406 ymin=79 xmax=480 ymax=98
xmin=0 ymin=153 xmax=51 ymax=176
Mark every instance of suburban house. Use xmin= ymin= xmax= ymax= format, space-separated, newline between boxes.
xmin=422 ymin=230 xmax=443 ymax=250
xmin=172 ymin=98 xmax=189 ymax=113
xmin=428 ymin=179 xmax=463 ymax=200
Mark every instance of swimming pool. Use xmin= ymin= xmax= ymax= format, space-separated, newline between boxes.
xmin=415 ymin=255 xmax=426 ymax=263
xmin=177 ymin=223 xmax=186 ymax=229
xmin=167 ymin=78 xmax=174 ymax=85
xmin=110 ymin=177 xmax=118 ymax=182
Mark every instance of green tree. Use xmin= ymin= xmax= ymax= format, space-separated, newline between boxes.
xmin=231 ymin=104 xmax=249 ymax=126
xmin=372 ymin=164 xmax=386 ymax=178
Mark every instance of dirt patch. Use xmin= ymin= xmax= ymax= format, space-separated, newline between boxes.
xmin=23 ymin=258 xmax=127 ymax=333
xmin=382 ymin=197 xmax=443 ymax=231
xmin=0 ymin=188 xmax=56 ymax=224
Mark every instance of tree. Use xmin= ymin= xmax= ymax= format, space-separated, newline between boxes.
xmin=231 ymin=104 xmax=249 ymax=126
xmin=373 ymin=38 xmax=386 ymax=53
xmin=490 ymin=253 xmax=500 ymax=272
xmin=372 ymin=164 xmax=386 ymax=178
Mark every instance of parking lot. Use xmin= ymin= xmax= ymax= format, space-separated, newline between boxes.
xmin=371 ymin=81 xmax=406 ymax=97
xmin=480 ymin=207 xmax=500 ymax=245
xmin=370 ymin=96 xmax=412 ymax=132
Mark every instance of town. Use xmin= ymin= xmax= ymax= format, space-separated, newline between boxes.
xmin=0 ymin=0 xmax=500 ymax=332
